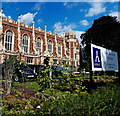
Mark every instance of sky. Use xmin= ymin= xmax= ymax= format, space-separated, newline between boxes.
xmin=0 ymin=0 xmax=120 ymax=44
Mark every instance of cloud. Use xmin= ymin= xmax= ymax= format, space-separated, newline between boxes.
xmin=109 ymin=11 xmax=118 ymax=17
xmin=80 ymin=9 xmax=84 ymax=12
xmin=80 ymin=20 xmax=89 ymax=26
xmin=20 ymin=12 xmax=37 ymax=25
xmin=53 ymin=22 xmax=83 ymax=45
xmin=86 ymin=2 xmax=106 ymax=17
xmin=2 ymin=0 xmax=18 ymax=2
xmin=53 ymin=22 xmax=77 ymax=35
xmin=1 ymin=0 xmax=120 ymax=2
xmin=1 ymin=12 xmax=10 ymax=18
xmin=16 ymin=8 xmax=20 ymax=10
xmin=63 ymin=2 xmax=79 ymax=8
xmin=88 ymin=0 xmax=119 ymax=1
xmin=54 ymin=22 xmax=63 ymax=32
xmin=110 ymin=0 xmax=119 ymax=1
xmin=65 ymin=17 xmax=67 ymax=20
xmin=109 ymin=11 xmax=120 ymax=21
xmin=33 ymin=2 xmax=44 ymax=11
xmin=2 ymin=13 xmax=6 ymax=17
xmin=8 ymin=16 xmax=12 ymax=19
xmin=75 ymin=31 xmax=84 ymax=44
xmin=63 ymin=23 xmax=77 ymax=31
xmin=38 ymin=19 xmax=43 ymax=24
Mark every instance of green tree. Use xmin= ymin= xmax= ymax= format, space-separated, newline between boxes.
xmin=81 ymin=16 xmax=120 ymax=72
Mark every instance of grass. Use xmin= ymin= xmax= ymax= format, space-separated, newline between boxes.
xmin=74 ymin=74 xmax=117 ymax=80
xmin=13 ymin=81 xmax=40 ymax=91
xmin=12 ymin=75 xmax=117 ymax=91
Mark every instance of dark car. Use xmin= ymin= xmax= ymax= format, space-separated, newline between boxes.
xmin=52 ymin=65 xmax=73 ymax=77
xmin=36 ymin=65 xmax=73 ymax=78
xmin=13 ymin=63 xmax=37 ymax=82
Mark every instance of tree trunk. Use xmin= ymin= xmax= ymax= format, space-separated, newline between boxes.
xmin=6 ymin=77 xmax=12 ymax=95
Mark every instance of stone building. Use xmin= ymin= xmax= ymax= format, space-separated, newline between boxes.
xmin=0 ymin=9 xmax=80 ymax=70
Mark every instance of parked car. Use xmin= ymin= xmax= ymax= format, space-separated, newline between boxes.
xmin=52 ymin=65 xmax=73 ymax=77
xmin=13 ymin=63 xmax=37 ymax=82
xmin=36 ymin=65 xmax=73 ymax=78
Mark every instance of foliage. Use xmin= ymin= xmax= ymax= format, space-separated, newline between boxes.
xmin=37 ymin=64 xmax=52 ymax=92
xmin=37 ymin=63 xmax=84 ymax=93
xmin=2 ymin=74 xmax=120 ymax=115
xmin=81 ymin=16 xmax=120 ymax=50
xmin=34 ymin=83 xmax=120 ymax=116
xmin=2 ymin=95 xmax=41 ymax=116
xmin=81 ymin=16 xmax=120 ymax=71
xmin=2 ymin=55 xmax=120 ymax=115
xmin=3 ymin=82 xmax=119 ymax=116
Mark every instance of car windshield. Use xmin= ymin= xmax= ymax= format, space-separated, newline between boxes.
xmin=15 ymin=63 xmax=34 ymax=74
xmin=21 ymin=67 xmax=34 ymax=73
xmin=52 ymin=66 xmax=73 ymax=73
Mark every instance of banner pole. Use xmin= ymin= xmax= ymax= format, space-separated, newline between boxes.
xmin=90 ymin=43 xmax=93 ymax=83
xmin=117 ymin=51 xmax=120 ymax=82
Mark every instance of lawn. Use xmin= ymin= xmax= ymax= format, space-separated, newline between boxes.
xmin=13 ymin=81 xmax=40 ymax=91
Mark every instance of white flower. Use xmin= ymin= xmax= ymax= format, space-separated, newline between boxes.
xmin=36 ymin=106 xmax=41 ymax=109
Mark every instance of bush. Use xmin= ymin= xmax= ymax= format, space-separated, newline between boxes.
xmin=35 ymin=83 xmax=120 ymax=115
xmin=2 ymin=62 xmax=120 ymax=116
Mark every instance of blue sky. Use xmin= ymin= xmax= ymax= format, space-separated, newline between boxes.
xmin=1 ymin=1 xmax=119 ymax=44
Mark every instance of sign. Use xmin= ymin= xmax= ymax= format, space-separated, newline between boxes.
xmin=91 ymin=44 xmax=118 ymax=72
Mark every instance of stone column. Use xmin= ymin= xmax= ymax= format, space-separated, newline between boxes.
xmin=54 ymin=28 xmax=58 ymax=56
xmin=0 ymin=9 xmax=3 ymax=51
xmin=0 ymin=8 xmax=4 ymax=63
xmin=69 ymin=42 xmax=71 ymax=65
xmin=41 ymin=56 xmax=44 ymax=65
xmin=74 ymin=42 xmax=76 ymax=67
xmin=63 ymin=38 xmax=67 ymax=57
xmin=32 ymin=20 xmax=36 ymax=53
xmin=17 ymin=14 xmax=21 ymax=52
xmin=77 ymin=49 xmax=80 ymax=66
xmin=44 ymin=24 xmax=48 ymax=52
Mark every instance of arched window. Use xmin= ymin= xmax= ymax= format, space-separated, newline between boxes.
xmin=22 ymin=34 xmax=29 ymax=53
xmin=36 ymin=37 xmax=42 ymax=54
xmin=58 ymin=43 xmax=62 ymax=56
xmin=5 ymin=30 xmax=13 ymax=51
xmin=48 ymin=40 xmax=53 ymax=53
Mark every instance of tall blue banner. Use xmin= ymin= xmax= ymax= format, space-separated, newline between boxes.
xmin=93 ymin=47 xmax=102 ymax=68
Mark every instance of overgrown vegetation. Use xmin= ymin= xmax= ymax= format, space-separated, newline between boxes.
xmin=35 ymin=83 xmax=120 ymax=116
xmin=1 ymin=56 xmax=120 ymax=115
xmin=2 ymin=80 xmax=120 ymax=116
xmin=2 ymin=64 xmax=119 ymax=115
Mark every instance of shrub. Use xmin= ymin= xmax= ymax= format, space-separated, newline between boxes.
xmin=35 ymin=83 xmax=120 ymax=115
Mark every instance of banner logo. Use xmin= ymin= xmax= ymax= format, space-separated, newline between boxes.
xmin=93 ymin=47 xmax=102 ymax=68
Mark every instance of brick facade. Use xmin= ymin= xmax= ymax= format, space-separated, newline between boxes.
xmin=0 ymin=10 xmax=80 ymax=70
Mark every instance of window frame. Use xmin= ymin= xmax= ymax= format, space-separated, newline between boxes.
xmin=48 ymin=40 xmax=53 ymax=54
xmin=4 ymin=30 xmax=14 ymax=51
xmin=58 ymin=42 xmax=62 ymax=57
xmin=36 ymin=37 xmax=42 ymax=54
xmin=22 ymin=34 xmax=29 ymax=54
xmin=27 ymin=57 xmax=33 ymax=64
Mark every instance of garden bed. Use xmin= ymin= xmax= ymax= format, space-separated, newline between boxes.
xmin=1 ymin=76 xmax=120 ymax=115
